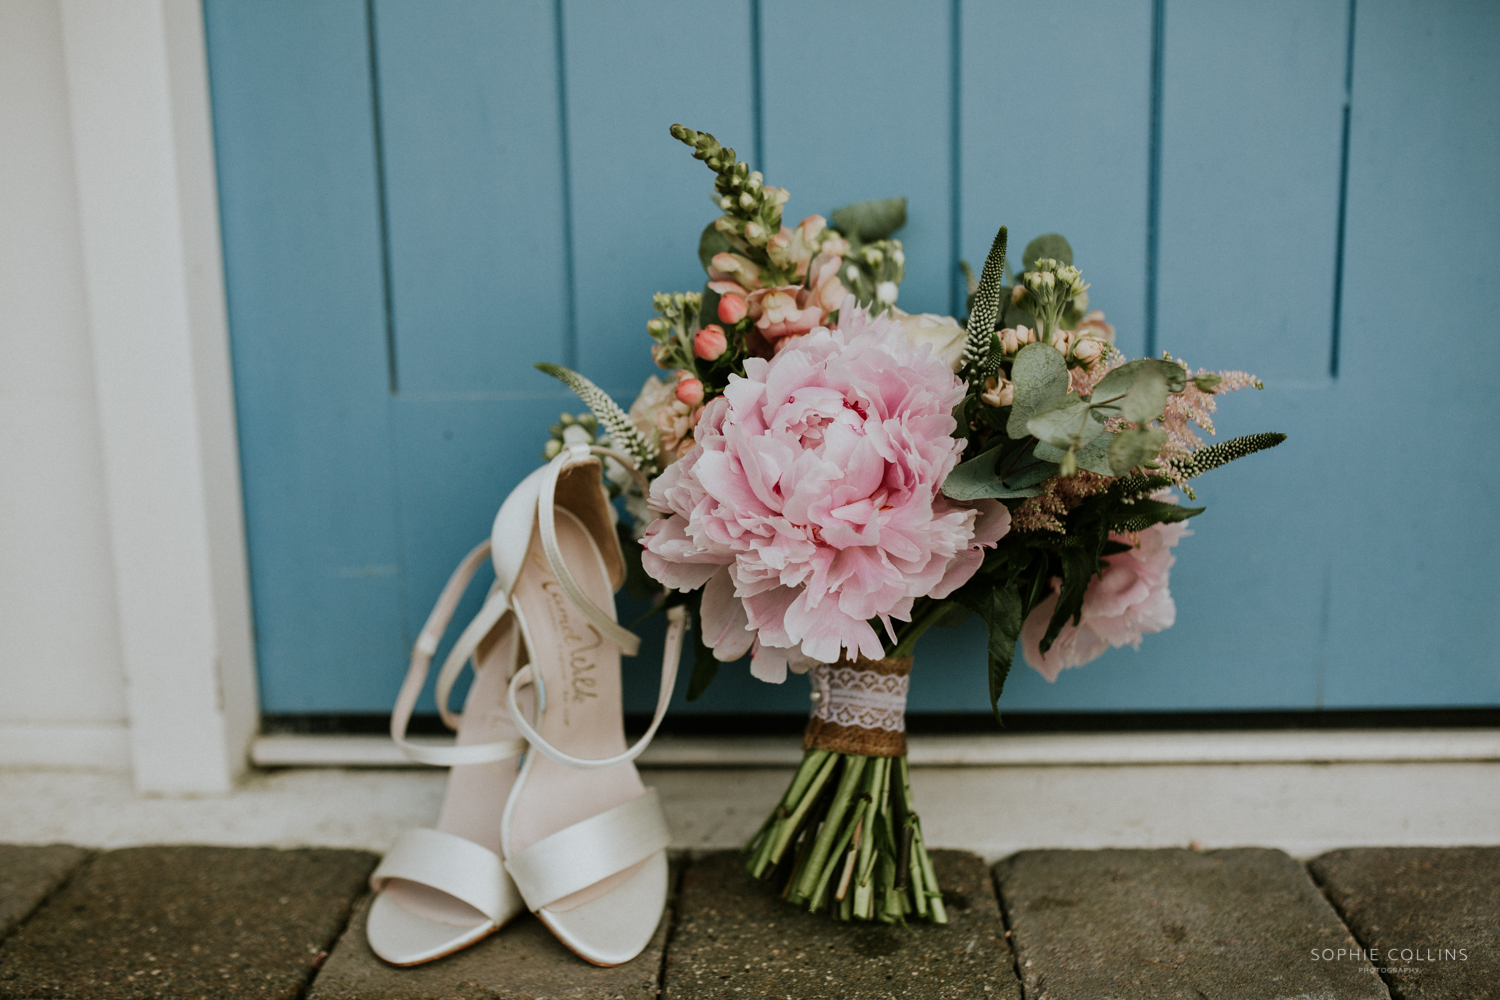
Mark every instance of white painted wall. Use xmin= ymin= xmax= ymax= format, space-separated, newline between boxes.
xmin=0 ymin=0 xmax=130 ymax=769
xmin=0 ymin=0 xmax=258 ymax=792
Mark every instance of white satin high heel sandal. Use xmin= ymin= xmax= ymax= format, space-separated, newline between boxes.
xmin=365 ymin=540 xmax=528 ymax=966
xmin=495 ymin=443 xmax=687 ymax=967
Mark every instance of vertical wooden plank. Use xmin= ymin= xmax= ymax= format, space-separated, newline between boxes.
xmin=759 ymin=0 xmax=952 ymax=317
xmin=959 ymin=0 xmax=1154 ymax=359
xmin=1155 ymin=0 xmax=1349 ymax=379
xmin=204 ymin=0 xmax=406 ymax=711
xmin=562 ymin=0 xmax=755 ymax=397
xmin=371 ymin=1 xmax=573 ymax=712
xmin=373 ymin=0 xmax=571 ymax=394
xmin=1324 ymin=0 xmax=1500 ymax=706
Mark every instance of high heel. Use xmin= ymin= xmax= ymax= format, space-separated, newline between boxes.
xmin=495 ymin=443 xmax=687 ymax=966
xmin=366 ymin=540 xmax=527 ymax=965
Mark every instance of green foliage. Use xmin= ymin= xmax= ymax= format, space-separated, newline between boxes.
xmin=942 ymin=440 xmax=1056 ymax=500
xmin=698 ymin=220 xmax=733 ymax=270
xmin=685 ymin=590 xmax=721 ymax=702
xmin=831 ymin=197 xmax=908 ymax=243
xmin=618 ymin=523 xmax=659 ymax=601
xmin=1112 ymin=498 xmax=1202 ymax=533
xmin=1026 ymin=395 xmax=1107 ymax=453
xmin=953 ymin=584 xmax=1023 ymax=722
xmin=1107 ymin=427 xmax=1169 ymax=476
xmin=1023 ymin=233 xmax=1073 ymax=272
xmin=1005 ymin=343 xmax=1070 ymax=438
xmin=1036 ymin=434 xmax=1115 ymax=476
xmin=1091 ymin=359 xmax=1185 ymax=417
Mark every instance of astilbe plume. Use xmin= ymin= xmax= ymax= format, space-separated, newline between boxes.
xmin=1011 ymin=469 xmax=1115 ymax=534
xmin=1157 ymin=363 xmax=1262 ymax=486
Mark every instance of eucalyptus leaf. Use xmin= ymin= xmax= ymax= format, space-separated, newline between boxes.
xmin=942 ymin=444 xmax=1050 ymax=499
xmin=1121 ymin=363 xmax=1169 ymax=425
xmin=941 ymin=444 xmax=1005 ymax=500
xmin=1107 ymin=426 xmax=1169 ymax=476
xmin=1002 ymin=455 xmax=1060 ymax=491
xmin=831 ymin=197 xmax=907 ymax=242
xmin=1005 ymin=342 xmax=1070 ymax=439
xmin=1027 ymin=394 xmax=1106 ymax=452
xmin=1037 ymin=433 xmax=1115 ymax=476
xmin=1091 ymin=359 xmax=1144 ymax=403
xmin=698 ymin=221 xmax=733 ymax=271
xmin=1023 ymin=233 xmax=1073 ymax=270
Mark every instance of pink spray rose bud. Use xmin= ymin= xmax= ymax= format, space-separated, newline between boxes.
xmin=694 ymin=324 xmax=728 ymax=361
xmin=675 ymin=374 xmax=704 ymax=406
xmin=718 ymin=293 xmax=748 ymax=325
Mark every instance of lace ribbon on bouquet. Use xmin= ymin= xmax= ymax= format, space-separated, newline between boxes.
xmin=803 ymin=656 xmax=913 ymax=757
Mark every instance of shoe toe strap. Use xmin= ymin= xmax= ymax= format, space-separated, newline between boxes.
xmin=371 ymin=828 xmax=513 ymax=923
xmin=504 ymin=788 xmax=670 ymax=911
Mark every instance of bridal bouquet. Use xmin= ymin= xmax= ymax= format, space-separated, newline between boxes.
xmin=537 ymin=124 xmax=1283 ymax=924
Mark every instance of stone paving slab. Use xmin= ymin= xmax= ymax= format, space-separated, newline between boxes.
xmin=663 ymin=849 xmax=1021 ymax=999
xmin=0 ymin=846 xmax=375 ymax=1000
xmin=306 ymin=865 xmax=677 ymax=1000
xmin=996 ymin=848 xmax=1389 ymax=1000
xmin=1310 ymin=847 xmax=1500 ymax=1000
xmin=0 ymin=846 xmax=90 ymax=941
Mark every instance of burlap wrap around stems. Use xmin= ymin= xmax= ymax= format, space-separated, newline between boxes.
xmin=802 ymin=655 xmax=913 ymax=757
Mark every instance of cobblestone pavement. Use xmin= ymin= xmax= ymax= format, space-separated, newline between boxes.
xmin=0 ymin=844 xmax=1495 ymax=999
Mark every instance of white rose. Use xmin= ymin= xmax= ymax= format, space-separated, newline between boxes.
xmin=894 ymin=311 xmax=967 ymax=371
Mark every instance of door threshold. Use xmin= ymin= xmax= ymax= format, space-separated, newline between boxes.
xmin=251 ymin=728 xmax=1500 ymax=769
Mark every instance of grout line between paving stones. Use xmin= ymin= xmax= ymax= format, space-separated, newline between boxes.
xmin=0 ymin=848 xmax=97 ymax=948
xmin=989 ymin=861 xmax=1029 ymax=1000
xmin=298 ymin=883 xmax=368 ymax=1000
xmin=660 ymin=851 xmax=693 ymax=1000
xmin=1302 ymin=858 xmax=1397 ymax=999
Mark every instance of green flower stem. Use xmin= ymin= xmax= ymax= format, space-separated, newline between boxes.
xmin=789 ymin=754 xmax=867 ymax=903
xmin=888 ymin=599 xmax=949 ymax=659
xmin=765 ymin=751 xmax=839 ymax=869
xmin=805 ymin=804 xmax=860 ymax=912
xmin=745 ymin=749 xmax=829 ymax=878
xmin=747 ymin=748 xmax=945 ymax=924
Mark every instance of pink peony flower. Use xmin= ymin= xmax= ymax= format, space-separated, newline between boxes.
xmin=1019 ymin=516 xmax=1189 ymax=682
xmin=642 ymin=299 xmax=1010 ymax=682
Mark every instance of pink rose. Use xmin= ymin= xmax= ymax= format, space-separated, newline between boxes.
xmin=642 ymin=300 xmax=1008 ymax=682
xmin=1020 ymin=515 xmax=1189 ymax=682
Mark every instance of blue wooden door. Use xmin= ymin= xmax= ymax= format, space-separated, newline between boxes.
xmin=204 ymin=0 xmax=1500 ymax=717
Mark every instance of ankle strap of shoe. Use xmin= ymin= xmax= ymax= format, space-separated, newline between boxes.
xmin=537 ymin=444 xmax=643 ymax=657
xmin=390 ymin=539 xmax=526 ymax=766
xmin=506 ymin=605 xmax=688 ymax=770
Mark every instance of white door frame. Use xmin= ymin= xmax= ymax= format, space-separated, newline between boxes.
xmin=60 ymin=0 xmax=258 ymax=794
